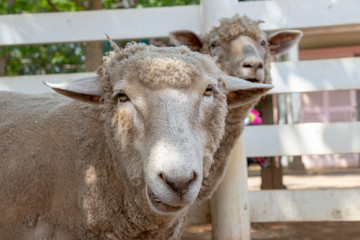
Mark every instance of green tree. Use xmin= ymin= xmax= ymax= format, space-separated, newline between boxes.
xmin=1 ymin=44 xmax=85 ymax=75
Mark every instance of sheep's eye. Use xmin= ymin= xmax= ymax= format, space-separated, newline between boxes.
xmin=260 ymin=40 xmax=266 ymax=46
xmin=204 ymin=86 xmax=213 ymax=97
xmin=117 ymin=93 xmax=129 ymax=102
xmin=210 ymin=41 xmax=219 ymax=49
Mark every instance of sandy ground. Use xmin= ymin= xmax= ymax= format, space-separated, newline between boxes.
xmin=183 ymin=221 xmax=360 ymax=240
xmin=182 ymin=167 xmax=360 ymax=240
xmin=250 ymin=221 xmax=360 ymax=240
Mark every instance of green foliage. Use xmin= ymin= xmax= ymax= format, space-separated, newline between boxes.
xmin=0 ymin=0 xmax=120 ymax=14
xmin=137 ymin=0 xmax=199 ymax=8
xmin=2 ymin=43 xmax=85 ymax=76
xmin=0 ymin=0 xmax=75 ymax=14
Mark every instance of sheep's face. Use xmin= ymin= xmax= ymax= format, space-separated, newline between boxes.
xmin=102 ymin=49 xmax=228 ymax=214
xmin=204 ymin=31 xmax=268 ymax=84
xmin=122 ymin=76 xmax=225 ymax=214
xmin=45 ymin=43 xmax=273 ymax=215
xmin=169 ymin=15 xmax=303 ymax=85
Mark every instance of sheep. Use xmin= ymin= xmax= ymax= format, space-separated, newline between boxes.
xmin=0 ymin=42 xmax=272 ymax=240
xmin=170 ymin=15 xmax=302 ymax=198
xmin=170 ymin=14 xmax=303 ymax=85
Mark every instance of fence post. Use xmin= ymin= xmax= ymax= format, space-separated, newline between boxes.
xmin=200 ymin=0 xmax=237 ymax=33
xmin=210 ymin=137 xmax=251 ymax=240
xmin=199 ymin=0 xmax=250 ymax=239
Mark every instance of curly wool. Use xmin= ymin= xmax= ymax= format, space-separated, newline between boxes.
xmin=213 ymin=14 xmax=263 ymax=43
xmin=99 ymin=43 xmax=220 ymax=89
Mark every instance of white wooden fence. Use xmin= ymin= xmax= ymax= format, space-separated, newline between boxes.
xmin=1 ymin=0 xmax=360 ymax=239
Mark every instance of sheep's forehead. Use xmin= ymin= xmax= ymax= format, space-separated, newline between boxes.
xmin=135 ymin=54 xmax=198 ymax=87
xmin=208 ymin=15 xmax=263 ymax=43
xmin=102 ymin=44 xmax=222 ymax=94
xmin=119 ymin=52 xmax=219 ymax=89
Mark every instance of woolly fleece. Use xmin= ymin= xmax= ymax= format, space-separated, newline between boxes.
xmin=0 ymin=43 xmax=231 ymax=240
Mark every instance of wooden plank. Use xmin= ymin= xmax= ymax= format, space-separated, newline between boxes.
xmin=249 ymin=189 xmax=360 ymax=222
xmin=211 ymin=137 xmax=250 ymax=240
xmin=1 ymin=58 xmax=360 ymax=94
xmin=270 ymin=58 xmax=360 ymax=94
xmin=1 ymin=0 xmax=360 ymax=45
xmin=200 ymin=0 xmax=237 ymax=34
xmin=0 ymin=6 xmax=200 ymax=46
xmin=0 ymin=72 xmax=96 ymax=94
xmin=243 ymin=122 xmax=360 ymax=157
xmin=238 ymin=0 xmax=360 ymax=31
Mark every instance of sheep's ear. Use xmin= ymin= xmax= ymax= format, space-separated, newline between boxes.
xmin=268 ymin=30 xmax=303 ymax=56
xmin=169 ymin=30 xmax=203 ymax=52
xmin=44 ymin=75 xmax=102 ymax=104
xmin=223 ymin=75 xmax=273 ymax=108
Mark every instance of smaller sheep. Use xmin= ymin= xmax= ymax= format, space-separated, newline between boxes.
xmin=170 ymin=15 xmax=303 ymax=85
xmin=0 ymin=42 xmax=272 ymax=240
xmin=170 ymin=15 xmax=302 ymax=198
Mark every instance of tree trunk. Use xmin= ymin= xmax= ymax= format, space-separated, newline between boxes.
xmin=83 ymin=41 xmax=103 ymax=72
xmin=6 ymin=0 xmax=15 ymax=7
xmin=0 ymin=49 xmax=9 ymax=76
xmin=88 ymin=0 xmax=102 ymax=9
xmin=83 ymin=0 xmax=103 ymax=72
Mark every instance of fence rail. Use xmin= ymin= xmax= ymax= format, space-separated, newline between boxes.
xmin=2 ymin=57 xmax=360 ymax=94
xmin=250 ymin=189 xmax=360 ymax=222
xmin=1 ymin=0 xmax=360 ymax=45
xmin=244 ymin=122 xmax=360 ymax=157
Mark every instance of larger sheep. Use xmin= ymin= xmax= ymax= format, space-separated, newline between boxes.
xmin=0 ymin=42 xmax=272 ymax=239
xmin=170 ymin=15 xmax=302 ymax=198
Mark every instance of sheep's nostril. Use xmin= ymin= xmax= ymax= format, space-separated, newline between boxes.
xmin=190 ymin=171 xmax=197 ymax=183
xmin=242 ymin=61 xmax=263 ymax=70
xmin=159 ymin=171 xmax=197 ymax=195
xmin=158 ymin=172 xmax=166 ymax=181
xmin=242 ymin=63 xmax=253 ymax=68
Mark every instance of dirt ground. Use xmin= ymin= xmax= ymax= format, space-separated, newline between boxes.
xmin=182 ymin=167 xmax=360 ymax=240
xmin=183 ymin=222 xmax=360 ymax=240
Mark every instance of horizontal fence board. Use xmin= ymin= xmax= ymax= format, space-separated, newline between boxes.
xmin=0 ymin=72 xmax=96 ymax=95
xmin=270 ymin=58 xmax=360 ymax=94
xmin=238 ymin=0 xmax=360 ymax=31
xmin=0 ymin=6 xmax=200 ymax=46
xmin=243 ymin=122 xmax=360 ymax=157
xmin=1 ymin=0 xmax=360 ymax=45
xmin=249 ymin=189 xmax=360 ymax=222
xmin=1 ymin=58 xmax=359 ymax=94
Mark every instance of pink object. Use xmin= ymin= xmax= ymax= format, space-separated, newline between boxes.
xmin=249 ymin=109 xmax=262 ymax=125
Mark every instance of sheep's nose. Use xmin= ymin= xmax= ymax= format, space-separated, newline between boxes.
xmin=158 ymin=171 xmax=197 ymax=196
xmin=242 ymin=61 xmax=263 ymax=70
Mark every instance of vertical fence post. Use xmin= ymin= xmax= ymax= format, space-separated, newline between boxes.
xmin=200 ymin=0 xmax=237 ymax=33
xmin=210 ymin=137 xmax=251 ymax=240
xmin=200 ymin=2 xmax=251 ymax=239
